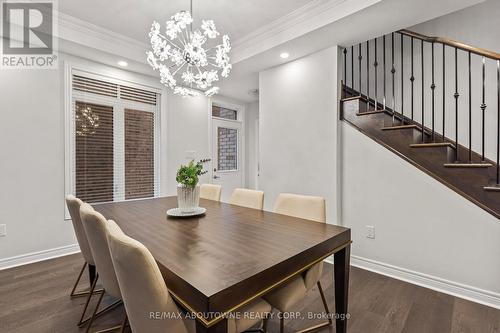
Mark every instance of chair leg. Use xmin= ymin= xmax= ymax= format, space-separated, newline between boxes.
xmin=70 ymin=262 xmax=87 ymax=298
xmin=119 ymin=313 xmax=128 ymax=333
xmin=262 ymin=316 xmax=268 ymax=333
xmin=294 ymin=281 xmax=333 ymax=333
xmin=85 ymin=288 xmax=105 ymax=333
xmin=90 ymin=311 xmax=128 ymax=333
xmin=280 ymin=314 xmax=284 ymax=333
xmin=78 ymin=273 xmax=100 ymax=326
xmin=71 ymin=262 xmax=104 ymax=298
xmin=317 ymin=281 xmax=333 ymax=325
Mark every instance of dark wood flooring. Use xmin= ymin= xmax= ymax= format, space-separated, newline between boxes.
xmin=1 ymin=254 xmax=499 ymax=332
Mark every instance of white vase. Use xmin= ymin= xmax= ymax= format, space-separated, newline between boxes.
xmin=177 ymin=184 xmax=200 ymax=213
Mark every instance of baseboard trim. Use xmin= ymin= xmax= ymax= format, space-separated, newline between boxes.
xmin=0 ymin=244 xmax=80 ymax=270
xmin=343 ymin=255 xmax=500 ymax=310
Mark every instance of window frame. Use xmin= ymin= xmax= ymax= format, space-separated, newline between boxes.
xmin=64 ymin=63 xmax=162 ymax=219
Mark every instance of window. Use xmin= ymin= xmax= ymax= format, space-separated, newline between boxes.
xmin=69 ymin=72 xmax=160 ymax=204
xmin=212 ymin=105 xmax=237 ymax=120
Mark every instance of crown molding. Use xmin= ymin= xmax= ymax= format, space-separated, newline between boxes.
xmin=56 ymin=11 xmax=148 ymax=64
xmin=231 ymin=0 xmax=381 ymax=63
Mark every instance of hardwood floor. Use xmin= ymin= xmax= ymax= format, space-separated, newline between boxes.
xmin=1 ymin=253 xmax=499 ymax=333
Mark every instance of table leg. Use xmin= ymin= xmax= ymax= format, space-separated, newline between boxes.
xmin=195 ymin=318 xmax=227 ymax=333
xmin=334 ymin=244 xmax=350 ymax=333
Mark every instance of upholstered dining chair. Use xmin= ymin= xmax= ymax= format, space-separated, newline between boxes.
xmin=200 ymin=183 xmax=222 ymax=201
xmin=65 ymin=195 xmax=100 ymax=298
xmin=264 ymin=193 xmax=331 ymax=333
xmin=229 ymin=188 xmax=264 ymax=210
xmin=106 ymin=219 xmax=272 ymax=333
xmin=79 ymin=203 xmax=127 ymax=333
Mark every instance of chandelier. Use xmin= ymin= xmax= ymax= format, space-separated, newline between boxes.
xmin=146 ymin=0 xmax=231 ymax=97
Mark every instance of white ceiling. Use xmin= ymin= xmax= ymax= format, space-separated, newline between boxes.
xmin=58 ymin=0 xmax=486 ymax=103
xmin=59 ymin=0 xmax=313 ymax=44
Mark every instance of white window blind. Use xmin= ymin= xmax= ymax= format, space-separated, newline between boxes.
xmin=70 ymin=71 xmax=160 ymax=204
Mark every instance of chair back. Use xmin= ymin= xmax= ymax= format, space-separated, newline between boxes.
xmin=79 ymin=203 xmax=121 ymax=298
xmin=200 ymin=184 xmax=222 ymax=201
xmin=65 ymin=195 xmax=94 ymax=265
xmin=273 ymin=193 xmax=326 ymax=223
xmin=107 ymin=220 xmax=193 ymax=333
xmin=274 ymin=193 xmax=326 ymax=290
xmin=229 ymin=188 xmax=264 ymax=210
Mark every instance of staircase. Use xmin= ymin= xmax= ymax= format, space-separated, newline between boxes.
xmin=340 ymin=29 xmax=500 ymax=219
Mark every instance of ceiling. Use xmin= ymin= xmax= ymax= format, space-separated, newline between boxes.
xmin=59 ymin=0 xmax=313 ymax=44
xmin=58 ymin=0 xmax=486 ymax=103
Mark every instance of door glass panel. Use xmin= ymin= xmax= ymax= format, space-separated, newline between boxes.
xmin=217 ymin=127 xmax=238 ymax=171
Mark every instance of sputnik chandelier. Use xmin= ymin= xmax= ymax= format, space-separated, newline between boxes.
xmin=146 ymin=0 xmax=232 ymax=97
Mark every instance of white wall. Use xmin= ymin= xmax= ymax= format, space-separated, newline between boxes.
xmin=165 ymin=93 xmax=211 ymax=196
xmin=259 ymin=46 xmax=339 ymax=223
xmin=341 ymin=122 xmax=500 ymax=304
xmin=344 ymin=0 xmax=500 ymax=161
xmin=245 ymin=101 xmax=259 ymax=189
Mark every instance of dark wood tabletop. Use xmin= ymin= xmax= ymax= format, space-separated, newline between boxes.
xmin=94 ymin=196 xmax=351 ymax=333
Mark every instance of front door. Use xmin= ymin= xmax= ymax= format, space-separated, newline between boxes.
xmin=211 ymin=118 xmax=243 ymax=202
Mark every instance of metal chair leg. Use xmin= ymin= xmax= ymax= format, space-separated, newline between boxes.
xmin=280 ymin=314 xmax=284 ymax=333
xmin=90 ymin=311 xmax=128 ymax=333
xmin=78 ymin=273 xmax=100 ymax=326
xmin=71 ymin=262 xmax=104 ymax=298
xmin=85 ymin=288 xmax=105 ymax=333
xmin=79 ymin=298 xmax=123 ymax=327
xmin=119 ymin=313 xmax=128 ymax=333
xmin=295 ymin=281 xmax=333 ymax=333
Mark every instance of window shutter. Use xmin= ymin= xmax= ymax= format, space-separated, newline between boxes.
xmin=73 ymin=75 xmax=118 ymax=98
xmin=75 ymin=102 xmax=115 ymax=203
xmin=71 ymin=73 xmax=159 ymax=204
xmin=120 ymin=85 xmax=157 ymax=105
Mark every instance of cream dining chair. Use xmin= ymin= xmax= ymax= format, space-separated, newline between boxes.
xmin=200 ymin=183 xmax=222 ymax=201
xmin=229 ymin=188 xmax=264 ymax=210
xmin=79 ymin=203 xmax=127 ymax=333
xmin=264 ymin=193 xmax=331 ymax=333
xmin=106 ymin=219 xmax=272 ymax=333
xmin=65 ymin=195 xmax=100 ymax=299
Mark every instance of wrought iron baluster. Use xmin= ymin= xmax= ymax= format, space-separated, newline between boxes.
xmin=358 ymin=43 xmax=362 ymax=97
xmin=468 ymin=51 xmax=472 ymax=162
xmin=375 ymin=38 xmax=379 ymax=110
xmin=443 ymin=44 xmax=446 ymax=141
xmin=431 ymin=42 xmax=436 ymax=140
xmin=391 ymin=33 xmax=396 ymax=124
xmin=481 ymin=57 xmax=487 ymax=161
xmin=383 ymin=35 xmax=387 ymax=110
xmin=367 ymin=40 xmax=370 ymax=111
xmin=401 ymin=33 xmax=404 ymax=120
xmin=411 ymin=37 xmax=415 ymax=120
xmin=454 ymin=47 xmax=459 ymax=162
xmin=343 ymin=48 xmax=347 ymax=96
xmin=421 ymin=39 xmax=425 ymax=142
xmin=497 ymin=60 xmax=500 ymax=185
xmin=351 ymin=45 xmax=354 ymax=90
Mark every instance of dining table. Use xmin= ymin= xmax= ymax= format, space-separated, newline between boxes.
xmin=93 ymin=196 xmax=351 ymax=333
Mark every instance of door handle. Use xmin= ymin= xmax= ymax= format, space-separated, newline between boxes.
xmin=213 ymin=175 xmax=220 ymax=179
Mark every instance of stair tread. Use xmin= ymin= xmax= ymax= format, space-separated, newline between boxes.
xmin=341 ymin=92 xmax=500 ymax=220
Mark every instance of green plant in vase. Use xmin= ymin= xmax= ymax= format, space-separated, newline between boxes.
xmin=176 ymin=159 xmax=210 ymax=212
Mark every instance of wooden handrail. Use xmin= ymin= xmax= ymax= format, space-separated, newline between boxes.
xmin=398 ymin=29 xmax=500 ymax=61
